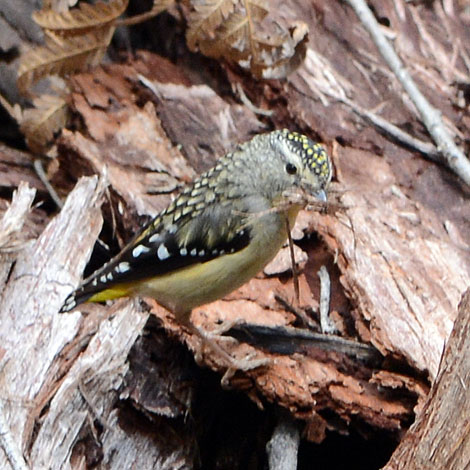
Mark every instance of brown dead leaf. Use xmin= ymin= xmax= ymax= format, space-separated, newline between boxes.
xmin=20 ymin=94 xmax=69 ymax=154
xmin=17 ymin=28 xmax=114 ymax=96
xmin=33 ymin=0 xmax=129 ymax=36
xmin=186 ymin=0 xmax=308 ymax=79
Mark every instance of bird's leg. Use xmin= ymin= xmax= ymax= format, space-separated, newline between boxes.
xmin=182 ymin=315 xmax=271 ymax=374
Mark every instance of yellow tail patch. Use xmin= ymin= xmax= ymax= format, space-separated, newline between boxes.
xmin=87 ymin=284 xmax=132 ymax=303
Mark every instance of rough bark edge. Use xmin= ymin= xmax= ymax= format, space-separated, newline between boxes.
xmin=385 ymin=288 xmax=470 ymax=470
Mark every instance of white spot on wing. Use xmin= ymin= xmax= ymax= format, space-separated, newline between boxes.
xmin=100 ymin=275 xmax=107 ymax=283
xmin=157 ymin=243 xmax=170 ymax=260
xmin=149 ymin=233 xmax=160 ymax=243
xmin=107 ymin=272 xmax=113 ymax=281
xmin=199 ymin=249 xmax=205 ymax=256
xmin=180 ymin=248 xmax=187 ymax=256
xmin=132 ymin=245 xmax=150 ymax=258
xmin=190 ymin=248 xmax=197 ymax=256
xmin=117 ymin=262 xmax=130 ymax=273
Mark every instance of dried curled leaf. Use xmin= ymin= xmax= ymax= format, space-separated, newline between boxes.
xmin=17 ymin=28 xmax=114 ymax=96
xmin=254 ymin=22 xmax=309 ymax=80
xmin=19 ymin=94 xmax=69 ymax=154
xmin=186 ymin=0 xmax=238 ymax=51
xmin=0 ymin=183 xmax=36 ymax=254
xmin=32 ymin=0 xmax=129 ymax=36
xmin=16 ymin=0 xmax=173 ymax=148
xmin=187 ymin=0 xmax=308 ymax=79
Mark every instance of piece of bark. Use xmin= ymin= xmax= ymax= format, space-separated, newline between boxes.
xmin=0 ymin=176 xmax=105 ymax=469
xmin=120 ymin=315 xmax=195 ymax=420
xmin=384 ymin=289 xmax=470 ymax=470
xmin=149 ymin=81 xmax=266 ymax=173
xmin=0 ymin=182 xmax=36 ymax=285
xmin=28 ymin=300 xmax=166 ymax=470
xmin=310 ymin=147 xmax=470 ymax=379
xmin=0 ymin=143 xmax=47 ymax=193
xmin=264 ymin=243 xmax=308 ymax=276
xmin=0 ymin=173 xmax=197 ymax=469
xmin=58 ymin=106 xmax=191 ymax=219
xmin=154 ymin=297 xmax=416 ymax=436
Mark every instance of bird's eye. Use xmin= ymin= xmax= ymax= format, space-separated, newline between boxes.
xmin=285 ymin=163 xmax=297 ymax=175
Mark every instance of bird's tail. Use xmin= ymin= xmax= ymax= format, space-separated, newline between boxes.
xmin=60 ymin=280 xmax=132 ymax=313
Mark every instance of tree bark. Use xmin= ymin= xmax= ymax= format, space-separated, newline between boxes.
xmin=385 ymin=289 xmax=470 ymax=470
xmin=1 ymin=0 xmax=470 ymax=468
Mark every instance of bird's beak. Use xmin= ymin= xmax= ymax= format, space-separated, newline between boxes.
xmin=315 ymin=189 xmax=327 ymax=202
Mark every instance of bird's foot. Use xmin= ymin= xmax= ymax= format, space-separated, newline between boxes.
xmin=187 ymin=321 xmax=271 ymax=376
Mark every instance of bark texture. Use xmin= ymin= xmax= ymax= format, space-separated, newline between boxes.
xmin=0 ymin=0 xmax=470 ymax=469
xmin=385 ymin=289 xmax=470 ymax=470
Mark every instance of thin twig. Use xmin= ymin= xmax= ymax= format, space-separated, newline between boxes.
xmin=235 ymin=83 xmax=273 ymax=117
xmin=285 ymin=216 xmax=299 ymax=305
xmin=317 ymin=265 xmax=336 ymax=334
xmin=340 ymin=96 xmax=441 ymax=162
xmin=290 ymin=81 xmax=442 ymax=163
xmin=274 ymin=294 xmax=318 ymax=331
xmin=33 ymin=159 xmax=63 ymax=209
xmin=0 ymin=399 xmax=29 ymax=470
xmin=137 ymin=74 xmax=162 ymax=99
xmin=345 ymin=0 xmax=470 ymax=185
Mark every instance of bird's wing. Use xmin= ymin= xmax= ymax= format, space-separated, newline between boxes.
xmin=60 ymin=194 xmax=252 ymax=312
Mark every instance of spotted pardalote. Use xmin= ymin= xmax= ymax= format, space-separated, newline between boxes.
xmin=60 ymin=129 xmax=332 ymax=323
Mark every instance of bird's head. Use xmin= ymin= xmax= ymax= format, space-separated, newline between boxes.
xmin=268 ymin=129 xmax=332 ymax=203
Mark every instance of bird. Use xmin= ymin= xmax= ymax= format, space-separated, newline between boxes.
xmin=60 ymin=129 xmax=332 ymax=356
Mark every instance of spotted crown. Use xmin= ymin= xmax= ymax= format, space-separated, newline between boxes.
xmin=277 ymin=129 xmax=332 ymax=184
